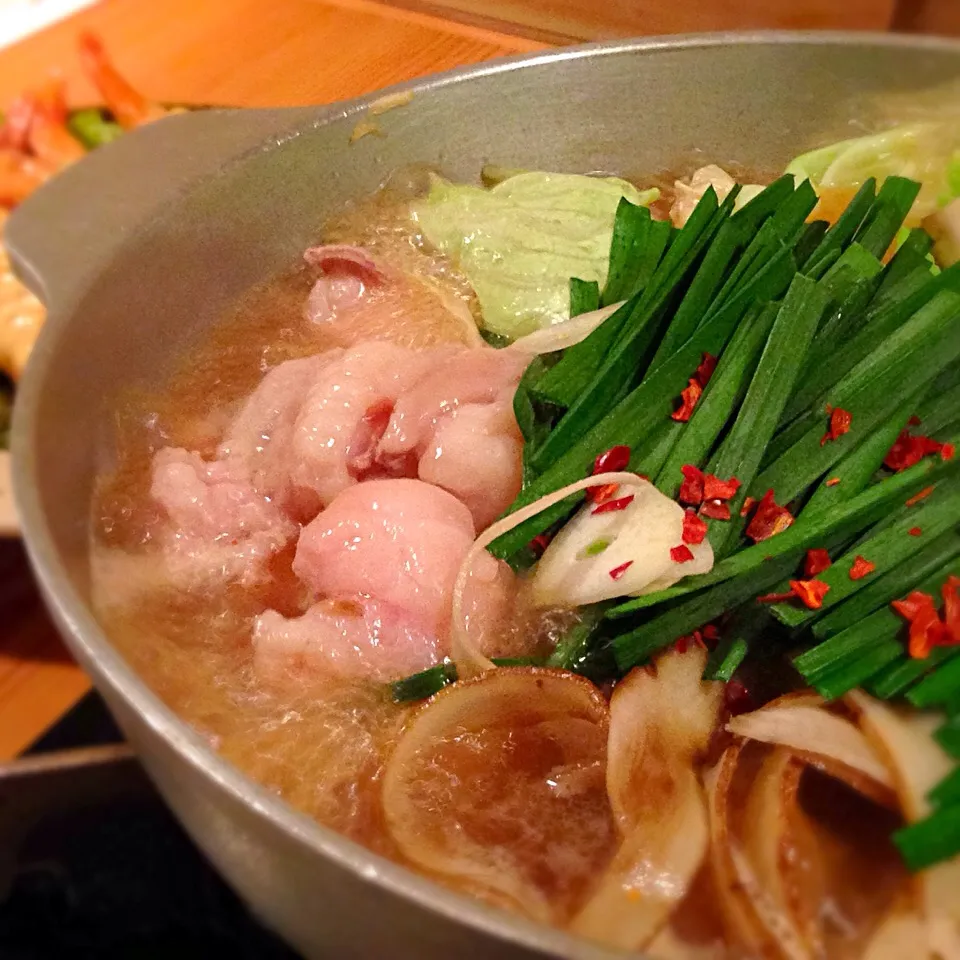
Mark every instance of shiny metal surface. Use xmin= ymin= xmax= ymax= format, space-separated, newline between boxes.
xmin=7 ymin=33 xmax=960 ymax=960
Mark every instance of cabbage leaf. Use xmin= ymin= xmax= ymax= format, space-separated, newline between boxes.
xmin=414 ymin=171 xmax=657 ymax=337
xmin=786 ymin=122 xmax=960 ymax=219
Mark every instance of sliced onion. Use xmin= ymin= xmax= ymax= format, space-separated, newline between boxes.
xmin=728 ymin=693 xmax=895 ymax=800
xmin=531 ymin=479 xmax=714 ymax=608
xmin=570 ymin=648 xmax=722 ymax=950
xmin=508 ymin=301 xmax=625 ymax=356
xmin=742 ymin=748 xmax=825 ymax=956
xmin=863 ymin=911 xmax=929 ymax=960
xmin=647 ymin=922 xmax=727 ymax=959
xmin=606 ymin=647 xmax=722 ymax=832
xmin=847 ymin=691 xmax=960 ymax=958
xmin=449 ymin=470 xmax=642 ymax=677
xmin=381 ymin=668 xmax=611 ymax=925
xmin=705 ymin=745 xmax=813 ymax=960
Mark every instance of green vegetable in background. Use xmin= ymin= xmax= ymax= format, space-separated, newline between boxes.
xmin=66 ymin=108 xmax=124 ymax=149
xmin=785 ymin=121 xmax=960 ymax=220
xmin=414 ymin=171 xmax=657 ymax=337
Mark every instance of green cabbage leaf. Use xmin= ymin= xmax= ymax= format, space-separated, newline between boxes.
xmin=414 ymin=171 xmax=657 ymax=337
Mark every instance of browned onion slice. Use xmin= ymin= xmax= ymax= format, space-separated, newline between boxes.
xmin=741 ymin=748 xmax=826 ymax=956
xmin=862 ymin=911 xmax=928 ymax=960
xmin=728 ymin=692 xmax=895 ymax=805
xmin=570 ymin=648 xmax=722 ymax=950
xmin=847 ymin=692 xmax=960 ymax=958
xmin=381 ymin=668 xmax=612 ymax=924
xmin=705 ymin=744 xmax=812 ymax=960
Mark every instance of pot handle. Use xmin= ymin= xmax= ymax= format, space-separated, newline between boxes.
xmin=5 ymin=105 xmax=325 ymax=312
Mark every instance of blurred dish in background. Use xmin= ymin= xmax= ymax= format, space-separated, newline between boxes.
xmin=0 ymin=32 xmax=177 ymax=534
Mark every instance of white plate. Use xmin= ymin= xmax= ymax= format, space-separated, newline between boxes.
xmin=0 ymin=450 xmax=18 ymax=536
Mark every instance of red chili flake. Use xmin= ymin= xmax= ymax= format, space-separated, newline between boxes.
xmin=682 ymin=510 xmax=708 ymax=545
xmin=593 ymin=444 xmax=631 ymax=475
xmin=592 ymin=494 xmax=635 ymax=515
xmin=678 ymin=464 xmax=705 ymax=505
xmin=790 ymin=578 xmax=831 ymax=609
xmin=893 ymin=592 xmax=933 ymax=622
xmin=724 ymin=680 xmax=754 ymax=716
xmin=757 ymin=590 xmax=796 ymax=604
xmin=695 ymin=352 xmax=718 ymax=386
xmin=908 ymin=414 xmax=922 ymax=427
xmin=587 ymin=482 xmax=620 ymax=505
xmin=671 ymin=544 xmax=696 ymax=563
xmin=884 ymin=429 xmax=950 ymax=471
xmin=849 ymin=555 xmax=876 ymax=580
xmin=906 ymin=485 xmax=936 ymax=507
xmin=943 ymin=442 xmax=956 ymax=461
xmin=671 ymin=378 xmax=703 ymax=422
xmin=703 ymin=473 xmax=741 ymax=501
xmin=700 ymin=500 xmax=732 ymax=521
xmin=893 ymin=590 xmax=949 ymax=659
xmin=529 ymin=533 xmax=552 ymax=555
xmin=825 ymin=477 xmax=841 ymax=487
xmin=804 ymin=548 xmax=832 ymax=578
xmin=909 ymin=526 xmax=923 ymax=537
xmin=820 ymin=406 xmax=853 ymax=446
xmin=608 ymin=560 xmax=634 ymax=581
xmin=675 ymin=630 xmax=707 ymax=654
xmin=702 ymin=624 xmax=720 ymax=642
xmin=745 ymin=489 xmax=795 ymax=543
xmin=739 ymin=496 xmax=757 ymax=517
xmin=943 ymin=576 xmax=960 ymax=644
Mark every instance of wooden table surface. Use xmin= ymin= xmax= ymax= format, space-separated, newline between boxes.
xmin=0 ymin=0 xmax=540 ymax=759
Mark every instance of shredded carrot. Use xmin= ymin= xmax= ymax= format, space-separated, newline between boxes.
xmin=825 ymin=477 xmax=841 ymax=487
xmin=808 ymin=185 xmax=857 ymax=225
